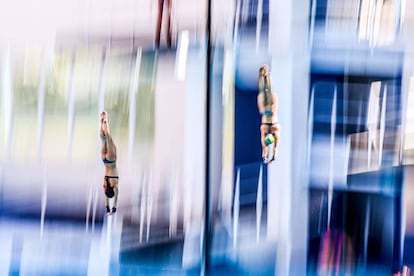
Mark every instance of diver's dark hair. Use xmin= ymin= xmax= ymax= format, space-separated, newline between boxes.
xmin=105 ymin=187 xmax=115 ymax=198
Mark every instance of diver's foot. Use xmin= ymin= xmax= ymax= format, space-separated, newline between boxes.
xmin=262 ymin=149 xmax=268 ymax=160
xmin=112 ymin=207 xmax=117 ymax=213
xmin=262 ymin=156 xmax=269 ymax=164
xmin=100 ymin=111 xmax=108 ymax=122
xmin=106 ymin=206 xmax=111 ymax=215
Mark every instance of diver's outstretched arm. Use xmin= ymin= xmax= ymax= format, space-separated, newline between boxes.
xmin=100 ymin=111 xmax=111 ymax=137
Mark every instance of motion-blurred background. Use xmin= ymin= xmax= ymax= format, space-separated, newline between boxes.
xmin=0 ymin=0 xmax=414 ymax=275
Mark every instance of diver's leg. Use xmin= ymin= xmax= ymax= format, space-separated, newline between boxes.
xmin=101 ymin=135 xmax=108 ymax=159
xmin=155 ymin=0 xmax=164 ymax=48
xmin=103 ymin=178 xmax=111 ymax=214
xmin=100 ymin=111 xmax=114 ymax=158
xmin=100 ymin=110 xmax=107 ymax=127
xmin=260 ymin=124 xmax=268 ymax=161
xmin=100 ymin=132 xmax=108 ymax=159
xmin=166 ymin=0 xmax=172 ymax=48
xmin=100 ymin=120 xmax=109 ymax=158
xmin=270 ymin=125 xmax=280 ymax=162
xmin=112 ymin=185 xmax=118 ymax=213
xmin=105 ymin=136 xmax=117 ymax=161
xmin=105 ymin=196 xmax=110 ymax=214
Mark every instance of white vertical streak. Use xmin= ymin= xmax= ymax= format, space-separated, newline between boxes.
xmin=256 ymin=0 xmax=263 ymax=54
xmin=363 ymin=197 xmax=371 ymax=262
xmin=128 ymin=48 xmax=141 ymax=164
xmin=233 ymin=168 xmax=240 ymax=249
xmin=146 ymin=168 xmax=153 ymax=242
xmin=359 ymin=0 xmax=370 ymax=40
xmin=368 ymin=0 xmax=377 ymax=46
xmin=233 ymin=0 xmax=241 ymax=52
xmin=256 ymin=165 xmax=263 ymax=243
xmin=40 ymin=165 xmax=48 ymax=239
xmin=225 ymin=0 xmax=236 ymax=47
xmin=368 ymin=129 xmax=372 ymax=169
xmin=308 ymin=87 xmax=315 ymax=166
xmin=175 ymin=30 xmax=189 ymax=81
xmin=325 ymin=0 xmax=333 ymax=41
xmin=183 ymin=170 xmax=192 ymax=233
xmin=130 ymin=169 xmax=141 ymax=224
xmin=241 ymin=0 xmax=250 ymax=24
xmin=67 ymin=51 xmax=76 ymax=163
xmin=86 ymin=175 xmax=92 ymax=232
xmin=309 ymin=0 xmax=317 ymax=50
xmin=220 ymin=48 xmax=235 ymax=227
xmin=92 ymin=174 xmax=99 ymax=232
xmin=379 ymin=86 xmax=387 ymax=167
xmin=327 ymin=87 xmax=337 ymax=228
xmin=3 ymin=46 xmax=13 ymax=162
xmin=97 ymin=46 xmax=107 ymax=199
xmin=354 ymin=0 xmax=362 ymax=33
xmin=37 ymin=47 xmax=49 ymax=163
xmin=39 ymin=33 xmax=56 ymax=162
xmin=222 ymin=50 xmax=233 ymax=105
xmin=318 ymin=196 xmax=325 ymax=234
xmin=400 ymin=0 xmax=406 ymax=27
xmin=98 ymin=48 xmax=107 ymax=116
xmin=367 ymin=81 xmax=381 ymax=169
xmin=367 ymin=83 xmax=373 ymax=168
xmin=355 ymin=97 xmax=363 ymax=172
xmin=139 ymin=170 xmax=146 ymax=242
xmin=400 ymin=73 xmax=414 ymax=163
xmin=267 ymin=0 xmax=272 ymax=54
xmin=372 ymin=0 xmax=384 ymax=46
xmin=106 ymin=215 xmax=112 ymax=254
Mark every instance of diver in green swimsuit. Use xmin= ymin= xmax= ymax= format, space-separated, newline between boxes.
xmin=257 ymin=65 xmax=281 ymax=163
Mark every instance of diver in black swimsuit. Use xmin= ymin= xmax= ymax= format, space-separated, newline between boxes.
xmin=100 ymin=111 xmax=119 ymax=215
